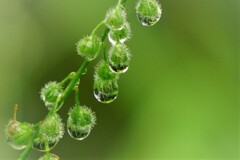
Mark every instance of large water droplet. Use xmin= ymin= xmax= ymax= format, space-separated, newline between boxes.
xmin=7 ymin=137 xmax=26 ymax=150
xmin=94 ymin=80 xmax=118 ymax=103
xmin=67 ymin=128 xmax=90 ymax=140
xmin=109 ymin=63 xmax=128 ymax=73
xmin=33 ymin=140 xmax=57 ymax=152
xmin=137 ymin=13 xmax=161 ymax=26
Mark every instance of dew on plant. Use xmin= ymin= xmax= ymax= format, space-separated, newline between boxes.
xmin=137 ymin=13 xmax=161 ymax=26
xmin=94 ymin=80 xmax=118 ymax=103
xmin=67 ymin=128 xmax=90 ymax=140
xmin=109 ymin=64 xmax=129 ymax=73
xmin=7 ymin=136 xmax=27 ymax=150
xmin=32 ymin=140 xmax=58 ymax=152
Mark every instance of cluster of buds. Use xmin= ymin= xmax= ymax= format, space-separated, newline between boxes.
xmin=6 ymin=0 xmax=162 ymax=159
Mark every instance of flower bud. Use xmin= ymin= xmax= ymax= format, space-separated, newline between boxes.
xmin=39 ymin=153 xmax=59 ymax=160
xmin=6 ymin=120 xmax=34 ymax=150
xmin=67 ymin=105 xmax=96 ymax=140
xmin=136 ymin=0 xmax=162 ymax=26
xmin=94 ymin=61 xmax=117 ymax=81
xmin=105 ymin=5 xmax=127 ymax=30
xmin=108 ymin=43 xmax=131 ymax=73
xmin=33 ymin=114 xmax=64 ymax=152
xmin=76 ymin=35 xmax=102 ymax=61
xmin=40 ymin=81 xmax=63 ymax=110
xmin=108 ymin=22 xmax=131 ymax=45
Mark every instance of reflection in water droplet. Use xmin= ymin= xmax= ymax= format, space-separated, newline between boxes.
xmin=94 ymin=80 xmax=118 ymax=103
xmin=32 ymin=140 xmax=57 ymax=152
xmin=137 ymin=13 xmax=161 ymax=26
xmin=67 ymin=128 xmax=90 ymax=140
xmin=7 ymin=136 xmax=26 ymax=150
xmin=109 ymin=63 xmax=128 ymax=74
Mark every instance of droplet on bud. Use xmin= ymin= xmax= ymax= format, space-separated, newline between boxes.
xmin=32 ymin=140 xmax=58 ymax=152
xmin=40 ymin=81 xmax=63 ymax=110
xmin=67 ymin=105 xmax=96 ymax=140
xmin=94 ymin=79 xmax=119 ymax=103
xmin=105 ymin=5 xmax=127 ymax=30
xmin=5 ymin=105 xmax=34 ymax=150
xmin=39 ymin=153 xmax=59 ymax=160
xmin=67 ymin=128 xmax=90 ymax=140
xmin=6 ymin=121 xmax=34 ymax=150
xmin=108 ymin=43 xmax=131 ymax=74
xmin=136 ymin=0 xmax=162 ymax=26
xmin=108 ymin=22 xmax=131 ymax=45
xmin=33 ymin=114 xmax=64 ymax=152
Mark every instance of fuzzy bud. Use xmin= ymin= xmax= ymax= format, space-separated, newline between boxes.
xmin=6 ymin=120 xmax=34 ymax=150
xmin=105 ymin=5 xmax=127 ymax=30
xmin=67 ymin=105 xmax=96 ymax=140
xmin=76 ymin=35 xmax=102 ymax=61
xmin=94 ymin=61 xmax=117 ymax=81
xmin=136 ymin=0 xmax=162 ymax=26
xmin=33 ymin=114 xmax=64 ymax=152
xmin=40 ymin=81 xmax=63 ymax=110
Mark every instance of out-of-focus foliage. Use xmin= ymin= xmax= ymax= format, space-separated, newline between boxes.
xmin=0 ymin=0 xmax=239 ymax=159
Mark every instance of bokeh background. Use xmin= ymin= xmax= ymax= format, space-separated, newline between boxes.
xmin=0 ymin=0 xmax=239 ymax=159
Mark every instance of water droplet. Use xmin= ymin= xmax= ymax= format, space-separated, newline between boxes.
xmin=108 ymin=22 xmax=131 ymax=45
xmin=137 ymin=13 xmax=161 ymax=26
xmin=109 ymin=64 xmax=128 ymax=73
xmin=94 ymin=80 xmax=118 ymax=103
xmin=67 ymin=128 xmax=90 ymax=140
xmin=33 ymin=140 xmax=57 ymax=152
xmin=108 ymin=43 xmax=131 ymax=74
xmin=7 ymin=136 xmax=26 ymax=150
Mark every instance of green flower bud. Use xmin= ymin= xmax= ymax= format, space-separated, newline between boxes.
xmin=6 ymin=120 xmax=34 ymax=150
xmin=40 ymin=81 xmax=63 ymax=110
xmin=76 ymin=35 xmax=102 ymax=61
xmin=136 ymin=0 xmax=162 ymax=26
xmin=39 ymin=153 xmax=59 ymax=160
xmin=33 ymin=114 xmax=64 ymax=152
xmin=105 ymin=5 xmax=127 ymax=30
xmin=67 ymin=105 xmax=96 ymax=140
xmin=108 ymin=43 xmax=131 ymax=73
xmin=108 ymin=22 xmax=131 ymax=45
xmin=94 ymin=61 xmax=117 ymax=81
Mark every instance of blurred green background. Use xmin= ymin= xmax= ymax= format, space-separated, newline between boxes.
xmin=0 ymin=0 xmax=239 ymax=159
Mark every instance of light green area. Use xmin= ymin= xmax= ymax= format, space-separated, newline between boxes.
xmin=0 ymin=0 xmax=239 ymax=159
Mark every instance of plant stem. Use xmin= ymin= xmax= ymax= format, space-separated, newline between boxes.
xmin=18 ymin=125 xmax=40 ymax=160
xmin=92 ymin=20 xmax=105 ymax=35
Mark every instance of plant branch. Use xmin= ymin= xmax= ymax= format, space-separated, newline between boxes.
xmin=18 ymin=0 xmax=128 ymax=158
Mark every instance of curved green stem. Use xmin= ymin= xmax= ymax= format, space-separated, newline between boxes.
xmin=92 ymin=20 xmax=105 ymax=35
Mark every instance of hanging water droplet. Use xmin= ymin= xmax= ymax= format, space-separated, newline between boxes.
xmin=109 ymin=64 xmax=129 ymax=73
xmin=67 ymin=128 xmax=90 ymax=140
xmin=94 ymin=80 xmax=118 ymax=103
xmin=108 ymin=43 xmax=131 ymax=74
xmin=135 ymin=0 xmax=162 ymax=26
xmin=137 ymin=13 xmax=161 ymax=26
xmin=33 ymin=140 xmax=58 ymax=152
xmin=7 ymin=136 xmax=26 ymax=150
xmin=108 ymin=22 xmax=131 ymax=45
